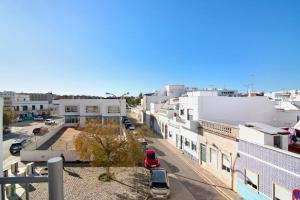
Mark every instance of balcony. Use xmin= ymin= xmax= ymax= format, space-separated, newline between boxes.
xmin=199 ymin=119 xmax=238 ymax=140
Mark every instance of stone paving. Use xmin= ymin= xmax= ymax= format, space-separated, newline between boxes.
xmin=22 ymin=167 xmax=149 ymax=200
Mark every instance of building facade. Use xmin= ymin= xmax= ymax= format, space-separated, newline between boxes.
xmin=56 ymin=99 xmax=126 ymax=126
xmin=237 ymin=123 xmax=300 ymax=200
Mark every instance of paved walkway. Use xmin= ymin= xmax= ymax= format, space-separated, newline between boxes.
xmin=153 ymin=137 xmax=242 ymax=200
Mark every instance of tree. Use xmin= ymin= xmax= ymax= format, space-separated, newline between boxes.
xmin=134 ymin=124 xmax=153 ymax=139
xmin=3 ymin=110 xmax=17 ymax=127
xmin=74 ymin=119 xmax=143 ymax=180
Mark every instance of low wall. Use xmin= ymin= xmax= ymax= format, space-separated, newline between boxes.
xmin=21 ymin=150 xmax=80 ymax=162
xmin=25 ymin=123 xmax=65 ymax=150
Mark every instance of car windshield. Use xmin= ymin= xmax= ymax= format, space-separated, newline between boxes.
xmin=147 ymin=153 xmax=155 ymax=160
xmin=11 ymin=143 xmax=21 ymax=148
xmin=151 ymin=170 xmax=167 ymax=188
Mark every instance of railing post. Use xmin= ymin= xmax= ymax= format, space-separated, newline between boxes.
xmin=47 ymin=157 xmax=64 ymax=200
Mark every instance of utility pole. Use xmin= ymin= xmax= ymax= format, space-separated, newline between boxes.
xmin=105 ymin=92 xmax=129 ymax=136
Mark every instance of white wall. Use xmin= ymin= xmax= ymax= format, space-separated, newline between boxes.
xmin=21 ymin=150 xmax=79 ymax=162
xmin=239 ymin=125 xmax=266 ymax=145
xmin=180 ymin=127 xmax=199 ymax=159
xmin=58 ymin=99 xmax=126 ymax=117
xmin=168 ymin=123 xmax=179 ymax=146
xmin=198 ymin=96 xmax=276 ymax=124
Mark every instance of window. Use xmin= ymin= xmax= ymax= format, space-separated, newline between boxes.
xmin=32 ymin=105 xmax=35 ymax=110
xmin=201 ymin=144 xmax=206 ymax=162
xmin=65 ymin=117 xmax=80 ymax=124
xmin=15 ymin=106 xmax=19 ymax=111
xmin=210 ymin=148 xmax=218 ymax=168
xmin=222 ymin=154 xmax=231 ymax=173
xmin=107 ymin=106 xmax=120 ymax=113
xmin=187 ymin=109 xmax=194 ymax=121
xmin=169 ymin=131 xmax=172 ymax=138
xmin=180 ymin=109 xmax=184 ymax=115
xmin=162 ymin=123 xmax=165 ymax=133
xmin=40 ymin=105 xmax=43 ymax=110
xmin=273 ymin=183 xmax=292 ymax=200
xmin=245 ymin=169 xmax=258 ymax=191
xmin=274 ymin=136 xmax=281 ymax=149
xmin=22 ymin=106 xmax=28 ymax=111
xmin=191 ymin=141 xmax=197 ymax=152
xmin=185 ymin=138 xmax=190 ymax=147
xmin=86 ymin=106 xmax=99 ymax=113
xmin=65 ymin=106 xmax=78 ymax=113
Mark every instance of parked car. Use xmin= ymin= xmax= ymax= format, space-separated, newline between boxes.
xmin=129 ymin=125 xmax=135 ymax=131
xmin=45 ymin=119 xmax=55 ymax=125
xmin=125 ymin=123 xmax=132 ymax=129
xmin=138 ymin=138 xmax=148 ymax=152
xmin=3 ymin=127 xmax=11 ymax=134
xmin=33 ymin=116 xmax=44 ymax=121
xmin=149 ymin=168 xmax=170 ymax=199
xmin=122 ymin=117 xmax=129 ymax=123
xmin=9 ymin=139 xmax=31 ymax=155
xmin=17 ymin=117 xmax=23 ymax=122
xmin=33 ymin=127 xmax=48 ymax=135
xmin=144 ymin=149 xmax=160 ymax=169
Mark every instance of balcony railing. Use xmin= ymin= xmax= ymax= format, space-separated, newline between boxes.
xmin=0 ymin=157 xmax=64 ymax=200
xmin=199 ymin=120 xmax=238 ymax=140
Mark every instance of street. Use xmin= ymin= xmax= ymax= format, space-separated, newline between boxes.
xmin=149 ymin=137 xmax=225 ymax=200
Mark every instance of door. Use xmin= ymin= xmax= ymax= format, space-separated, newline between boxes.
xmin=180 ymin=135 xmax=183 ymax=150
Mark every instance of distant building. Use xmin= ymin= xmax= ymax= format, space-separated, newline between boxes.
xmin=56 ymin=99 xmax=126 ymax=126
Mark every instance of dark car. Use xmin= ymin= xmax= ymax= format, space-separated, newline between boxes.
xmin=33 ymin=127 xmax=48 ymax=136
xmin=9 ymin=139 xmax=30 ymax=155
xmin=125 ymin=123 xmax=132 ymax=129
xmin=122 ymin=116 xmax=128 ymax=122
xmin=3 ymin=127 xmax=11 ymax=135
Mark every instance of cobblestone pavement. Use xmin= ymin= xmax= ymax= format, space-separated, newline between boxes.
xmin=22 ymin=167 xmax=149 ymax=200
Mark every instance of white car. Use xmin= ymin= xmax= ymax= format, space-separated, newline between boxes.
xmin=129 ymin=125 xmax=135 ymax=131
xmin=33 ymin=116 xmax=44 ymax=121
xmin=150 ymin=168 xmax=170 ymax=199
xmin=45 ymin=119 xmax=55 ymax=125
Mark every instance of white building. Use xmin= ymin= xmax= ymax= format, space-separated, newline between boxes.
xmin=56 ymin=99 xmax=126 ymax=126
xmin=151 ymin=93 xmax=300 ymax=158
xmin=12 ymin=94 xmax=50 ymax=115
xmin=265 ymin=89 xmax=300 ymax=110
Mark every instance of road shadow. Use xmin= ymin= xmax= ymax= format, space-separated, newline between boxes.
xmin=148 ymin=146 xmax=166 ymax=156
xmin=159 ymin=159 xmax=180 ymax=173
xmin=3 ymin=132 xmax=29 ymax=141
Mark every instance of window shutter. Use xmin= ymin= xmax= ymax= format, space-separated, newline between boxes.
xmin=222 ymin=154 xmax=230 ymax=168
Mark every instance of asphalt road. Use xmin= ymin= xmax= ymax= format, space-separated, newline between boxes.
xmin=149 ymin=137 xmax=225 ymax=200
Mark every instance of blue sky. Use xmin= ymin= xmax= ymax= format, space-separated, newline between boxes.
xmin=0 ymin=0 xmax=299 ymax=96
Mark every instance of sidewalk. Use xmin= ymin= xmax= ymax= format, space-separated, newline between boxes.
xmin=154 ymin=137 xmax=242 ymax=200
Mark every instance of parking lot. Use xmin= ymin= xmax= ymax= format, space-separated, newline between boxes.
xmin=2 ymin=118 xmax=64 ymax=169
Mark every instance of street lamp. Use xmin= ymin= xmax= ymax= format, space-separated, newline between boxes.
xmin=105 ymin=92 xmax=129 ymax=135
